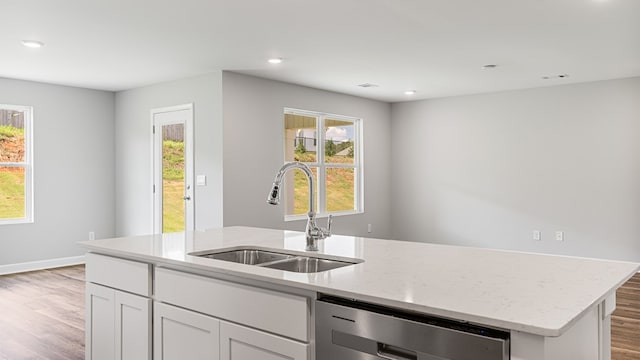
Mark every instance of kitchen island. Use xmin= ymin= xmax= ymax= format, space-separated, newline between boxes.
xmin=79 ymin=226 xmax=639 ymax=360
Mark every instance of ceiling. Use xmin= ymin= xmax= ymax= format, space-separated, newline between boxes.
xmin=1 ymin=0 xmax=639 ymax=102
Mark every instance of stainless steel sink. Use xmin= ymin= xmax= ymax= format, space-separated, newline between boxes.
xmin=261 ymin=257 xmax=355 ymax=273
xmin=190 ymin=247 xmax=361 ymax=273
xmin=195 ymin=249 xmax=293 ymax=265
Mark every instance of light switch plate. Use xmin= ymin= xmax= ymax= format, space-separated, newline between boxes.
xmin=196 ymin=175 xmax=207 ymax=186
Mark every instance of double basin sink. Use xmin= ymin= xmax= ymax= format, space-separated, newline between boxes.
xmin=191 ymin=248 xmax=361 ymax=273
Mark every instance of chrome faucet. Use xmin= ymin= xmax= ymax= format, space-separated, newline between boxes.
xmin=267 ymin=162 xmax=332 ymax=251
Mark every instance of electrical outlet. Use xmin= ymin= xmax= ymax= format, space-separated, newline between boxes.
xmin=532 ymin=230 xmax=541 ymax=241
xmin=555 ymin=231 xmax=564 ymax=241
xmin=89 ymin=232 xmax=95 ymax=241
xmin=367 ymin=224 xmax=372 ymax=233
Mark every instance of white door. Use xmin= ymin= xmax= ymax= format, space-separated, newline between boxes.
xmin=152 ymin=104 xmax=194 ymax=234
xmin=220 ymin=321 xmax=309 ymax=360
xmin=154 ymin=302 xmax=220 ymax=360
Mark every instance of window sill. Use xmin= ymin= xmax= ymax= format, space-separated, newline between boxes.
xmin=0 ymin=218 xmax=34 ymax=226
xmin=284 ymin=210 xmax=363 ymax=222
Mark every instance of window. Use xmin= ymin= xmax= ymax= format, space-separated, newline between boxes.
xmin=0 ymin=105 xmax=33 ymax=224
xmin=283 ymin=108 xmax=362 ymax=220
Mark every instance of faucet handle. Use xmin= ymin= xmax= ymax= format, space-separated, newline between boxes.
xmin=325 ymin=215 xmax=333 ymax=236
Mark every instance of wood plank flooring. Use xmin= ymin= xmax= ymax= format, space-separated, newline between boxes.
xmin=0 ymin=266 xmax=85 ymax=360
xmin=0 ymin=265 xmax=638 ymax=359
xmin=612 ymin=272 xmax=640 ymax=360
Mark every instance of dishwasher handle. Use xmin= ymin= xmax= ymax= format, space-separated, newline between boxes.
xmin=376 ymin=343 xmax=417 ymax=360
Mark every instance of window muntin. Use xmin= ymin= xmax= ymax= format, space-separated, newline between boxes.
xmin=0 ymin=105 xmax=33 ymax=224
xmin=283 ymin=109 xmax=362 ymax=219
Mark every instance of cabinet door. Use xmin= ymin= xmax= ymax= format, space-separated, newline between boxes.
xmin=86 ymin=283 xmax=115 ymax=360
xmin=115 ymin=291 xmax=151 ymax=360
xmin=220 ymin=321 xmax=309 ymax=360
xmin=154 ymin=302 xmax=220 ymax=360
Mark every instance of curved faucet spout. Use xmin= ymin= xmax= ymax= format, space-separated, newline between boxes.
xmin=266 ymin=162 xmax=331 ymax=251
xmin=267 ymin=162 xmax=314 ymax=216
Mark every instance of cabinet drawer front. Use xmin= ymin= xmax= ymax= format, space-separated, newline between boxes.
xmin=155 ymin=267 xmax=309 ymax=342
xmin=86 ymin=253 xmax=151 ymax=296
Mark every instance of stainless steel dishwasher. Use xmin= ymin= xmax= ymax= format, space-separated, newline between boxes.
xmin=316 ymin=296 xmax=510 ymax=360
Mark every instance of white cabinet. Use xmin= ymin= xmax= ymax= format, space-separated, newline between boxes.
xmin=154 ymin=302 xmax=220 ymax=360
xmin=86 ymin=283 xmax=115 ymax=360
xmin=220 ymin=321 xmax=309 ymax=360
xmin=153 ymin=302 xmax=310 ymax=360
xmin=115 ymin=291 xmax=152 ymax=360
xmin=85 ymin=283 xmax=151 ymax=360
xmin=85 ymin=254 xmax=311 ymax=360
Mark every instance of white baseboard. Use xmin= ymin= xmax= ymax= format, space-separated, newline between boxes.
xmin=0 ymin=255 xmax=85 ymax=276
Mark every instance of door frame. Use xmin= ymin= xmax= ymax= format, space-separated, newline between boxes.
xmin=150 ymin=103 xmax=194 ymax=234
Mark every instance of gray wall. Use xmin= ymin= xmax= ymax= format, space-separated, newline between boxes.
xmin=0 ymin=77 xmax=115 ymax=265
xmin=115 ymin=73 xmax=223 ymax=236
xmin=390 ymin=77 xmax=640 ymax=262
xmin=222 ymin=72 xmax=392 ymax=239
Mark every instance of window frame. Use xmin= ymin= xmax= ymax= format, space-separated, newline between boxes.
xmin=0 ymin=104 xmax=34 ymax=225
xmin=283 ymin=108 xmax=363 ymax=221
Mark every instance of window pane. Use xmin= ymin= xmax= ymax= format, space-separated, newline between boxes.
xmin=162 ymin=124 xmax=185 ymax=233
xmin=284 ymin=113 xmax=317 ymax=163
xmin=324 ymin=119 xmax=355 ymax=164
xmin=0 ymin=109 xmax=26 ymax=162
xmin=285 ymin=167 xmax=318 ymax=216
xmin=326 ymin=167 xmax=355 ymax=212
xmin=0 ymin=166 xmax=25 ymax=219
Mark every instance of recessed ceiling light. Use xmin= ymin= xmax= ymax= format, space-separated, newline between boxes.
xmin=482 ymin=64 xmax=498 ymax=69
xmin=404 ymin=90 xmax=416 ymax=95
xmin=268 ymin=58 xmax=283 ymax=64
xmin=22 ymin=40 xmax=44 ymax=48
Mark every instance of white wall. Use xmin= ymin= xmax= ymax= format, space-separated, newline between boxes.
xmin=0 ymin=77 xmax=115 ymax=265
xmin=390 ymin=77 xmax=640 ymax=262
xmin=115 ymin=73 xmax=223 ymax=236
xmin=223 ymin=72 xmax=392 ymax=239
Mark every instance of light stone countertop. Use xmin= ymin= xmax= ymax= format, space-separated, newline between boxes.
xmin=78 ymin=226 xmax=639 ymax=337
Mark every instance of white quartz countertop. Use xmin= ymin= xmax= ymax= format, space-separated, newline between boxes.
xmin=78 ymin=226 xmax=639 ymax=337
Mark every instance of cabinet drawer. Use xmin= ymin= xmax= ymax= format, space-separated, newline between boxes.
xmin=155 ymin=267 xmax=309 ymax=342
xmin=86 ymin=253 xmax=151 ymax=297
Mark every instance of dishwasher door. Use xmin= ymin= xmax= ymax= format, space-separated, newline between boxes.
xmin=316 ymin=297 xmax=509 ymax=360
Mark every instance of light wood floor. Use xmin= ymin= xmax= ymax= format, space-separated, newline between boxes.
xmin=612 ymin=272 xmax=640 ymax=360
xmin=0 ymin=265 xmax=638 ymax=359
xmin=0 ymin=266 xmax=85 ymax=360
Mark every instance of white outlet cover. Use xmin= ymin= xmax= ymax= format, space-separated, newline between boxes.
xmin=533 ymin=230 xmax=541 ymax=241
xmin=556 ymin=231 xmax=564 ymax=241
